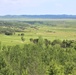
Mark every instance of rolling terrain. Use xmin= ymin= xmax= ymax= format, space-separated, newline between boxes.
xmin=0 ymin=19 xmax=76 ymax=46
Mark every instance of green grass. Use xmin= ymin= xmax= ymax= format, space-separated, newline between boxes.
xmin=0 ymin=19 xmax=76 ymax=46
xmin=0 ymin=25 xmax=76 ymax=46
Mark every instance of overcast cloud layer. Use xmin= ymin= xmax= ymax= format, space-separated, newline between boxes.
xmin=0 ymin=0 xmax=76 ymax=15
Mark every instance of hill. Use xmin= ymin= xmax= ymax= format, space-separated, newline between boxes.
xmin=0 ymin=15 xmax=76 ymax=19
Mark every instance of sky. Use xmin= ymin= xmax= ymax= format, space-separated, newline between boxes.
xmin=0 ymin=0 xmax=76 ymax=15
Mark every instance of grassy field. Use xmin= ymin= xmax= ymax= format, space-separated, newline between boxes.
xmin=0 ymin=19 xmax=76 ymax=46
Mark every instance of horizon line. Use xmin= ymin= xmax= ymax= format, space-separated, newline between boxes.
xmin=0 ymin=14 xmax=76 ymax=16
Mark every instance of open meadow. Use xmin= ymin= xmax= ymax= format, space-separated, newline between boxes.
xmin=0 ymin=18 xmax=76 ymax=46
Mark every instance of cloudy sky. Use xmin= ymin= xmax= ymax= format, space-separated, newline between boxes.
xmin=0 ymin=0 xmax=76 ymax=15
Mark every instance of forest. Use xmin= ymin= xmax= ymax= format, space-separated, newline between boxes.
xmin=0 ymin=19 xmax=76 ymax=75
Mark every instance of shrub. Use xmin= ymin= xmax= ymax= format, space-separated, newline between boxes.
xmin=4 ymin=31 xmax=13 ymax=35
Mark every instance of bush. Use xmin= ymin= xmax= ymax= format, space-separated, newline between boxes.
xmin=21 ymin=33 xmax=25 ymax=36
xmin=21 ymin=36 xmax=25 ymax=42
xmin=4 ymin=31 xmax=13 ymax=35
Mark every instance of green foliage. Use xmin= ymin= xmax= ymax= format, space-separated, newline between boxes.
xmin=4 ymin=31 xmax=13 ymax=35
xmin=0 ymin=38 xmax=76 ymax=75
xmin=21 ymin=33 xmax=25 ymax=36
xmin=21 ymin=36 xmax=25 ymax=42
xmin=47 ymin=60 xmax=64 ymax=75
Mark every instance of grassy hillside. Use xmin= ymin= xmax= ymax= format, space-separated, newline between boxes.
xmin=0 ymin=19 xmax=76 ymax=46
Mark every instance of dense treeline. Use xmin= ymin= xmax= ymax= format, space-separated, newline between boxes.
xmin=0 ymin=37 xmax=76 ymax=75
